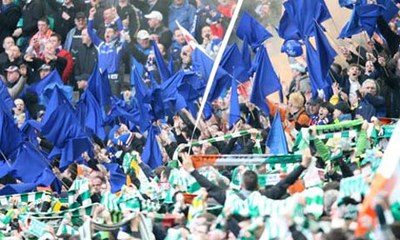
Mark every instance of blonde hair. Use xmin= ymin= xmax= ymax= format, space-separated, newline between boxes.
xmin=288 ymin=92 xmax=305 ymax=109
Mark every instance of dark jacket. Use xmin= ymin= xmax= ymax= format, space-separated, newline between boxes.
xmin=74 ymin=43 xmax=97 ymax=81
xmin=0 ymin=3 xmax=21 ymax=52
xmin=190 ymin=165 xmax=306 ymax=205
xmin=148 ymin=25 xmax=172 ymax=50
xmin=117 ymin=4 xmax=140 ymax=38
xmin=21 ymin=0 xmax=45 ymax=38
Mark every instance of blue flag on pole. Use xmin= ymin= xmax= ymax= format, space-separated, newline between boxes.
xmin=339 ymin=4 xmax=384 ymax=38
xmin=0 ymin=80 xmax=15 ymax=110
xmin=41 ymin=103 xmax=92 ymax=170
xmin=141 ymin=125 xmax=162 ymax=169
xmin=306 ymin=23 xmax=337 ymax=95
xmin=103 ymin=163 xmax=127 ymax=193
xmin=221 ymin=43 xmax=249 ymax=82
xmin=152 ymin=41 xmax=171 ymax=81
xmin=87 ymin=64 xmax=111 ymax=106
xmin=28 ymin=70 xmax=63 ymax=95
xmin=76 ymin=90 xmax=106 ymax=140
xmin=236 ymin=11 xmax=273 ymax=49
xmin=132 ymin=68 xmax=152 ymax=132
xmin=266 ymin=110 xmax=288 ymax=155
xmin=191 ymin=48 xmax=231 ymax=102
xmin=229 ymin=78 xmax=241 ymax=129
xmin=241 ymin=36 xmax=252 ymax=72
xmin=0 ymin=100 xmax=23 ymax=159
xmin=10 ymin=143 xmax=50 ymax=183
xmin=249 ymin=46 xmax=282 ymax=116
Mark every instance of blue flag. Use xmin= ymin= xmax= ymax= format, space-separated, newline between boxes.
xmin=28 ymin=70 xmax=63 ymax=96
xmin=132 ymin=68 xmax=152 ymax=132
xmin=249 ymin=46 xmax=281 ymax=116
xmin=0 ymin=183 xmax=38 ymax=195
xmin=266 ymin=110 xmax=288 ymax=155
xmin=278 ymin=0 xmax=331 ymax=40
xmin=103 ymin=163 xmax=127 ymax=193
xmin=306 ymin=23 xmax=337 ymax=95
xmin=168 ymin=53 xmax=175 ymax=76
xmin=141 ymin=125 xmax=162 ymax=169
xmin=152 ymin=41 xmax=171 ymax=81
xmin=10 ymin=143 xmax=50 ymax=183
xmin=41 ymin=103 xmax=92 ymax=170
xmin=21 ymin=120 xmax=42 ymax=147
xmin=339 ymin=4 xmax=384 ymax=38
xmin=160 ymin=71 xmax=187 ymax=115
xmin=241 ymin=36 xmax=252 ymax=72
xmin=237 ymin=11 xmax=273 ymax=49
xmin=378 ymin=0 xmax=398 ymax=22
xmin=76 ymin=90 xmax=106 ymax=140
xmin=229 ymin=78 xmax=241 ymax=129
xmin=0 ymin=80 xmax=14 ymax=110
xmin=0 ymin=160 xmax=11 ymax=178
xmin=221 ymin=43 xmax=249 ymax=82
xmin=87 ymin=64 xmax=111 ymax=106
xmin=191 ymin=48 xmax=231 ymax=102
xmin=105 ymin=97 xmax=141 ymax=129
xmin=0 ymin=100 xmax=23 ymax=159
xmin=35 ymin=167 xmax=62 ymax=193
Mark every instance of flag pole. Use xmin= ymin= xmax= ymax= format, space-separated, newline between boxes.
xmin=190 ymin=0 xmax=244 ymax=143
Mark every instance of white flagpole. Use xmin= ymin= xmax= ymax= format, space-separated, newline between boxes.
xmin=191 ymin=0 xmax=244 ymax=139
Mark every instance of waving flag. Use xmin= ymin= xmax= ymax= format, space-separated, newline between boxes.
xmin=221 ymin=43 xmax=249 ymax=82
xmin=250 ymin=46 xmax=282 ymax=116
xmin=266 ymin=111 xmax=288 ymax=155
xmin=339 ymin=4 xmax=384 ymax=38
xmin=0 ymin=80 xmax=14 ymax=110
xmin=28 ymin=70 xmax=63 ymax=96
xmin=229 ymin=78 xmax=241 ymax=129
xmin=0 ymin=100 xmax=23 ymax=159
xmin=152 ymin=41 xmax=171 ymax=81
xmin=76 ymin=90 xmax=106 ymax=140
xmin=192 ymin=48 xmax=231 ymax=102
xmin=103 ymin=163 xmax=127 ymax=193
xmin=306 ymin=23 xmax=337 ymax=95
xmin=241 ymin=36 xmax=252 ymax=72
xmin=278 ymin=0 xmax=331 ymax=40
xmin=132 ymin=68 xmax=152 ymax=132
xmin=237 ymin=11 xmax=273 ymax=49
xmin=87 ymin=65 xmax=112 ymax=106
xmin=141 ymin=125 xmax=162 ymax=169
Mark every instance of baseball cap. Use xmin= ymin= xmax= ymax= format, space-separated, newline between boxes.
xmin=5 ymin=65 xmax=19 ymax=72
xmin=137 ymin=30 xmax=150 ymax=40
xmin=144 ymin=11 xmax=163 ymax=21
xmin=38 ymin=64 xmax=51 ymax=71
xmin=75 ymin=12 xmax=86 ymax=19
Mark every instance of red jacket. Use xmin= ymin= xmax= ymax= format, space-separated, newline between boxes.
xmin=57 ymin=48 xmax=74 ymax=84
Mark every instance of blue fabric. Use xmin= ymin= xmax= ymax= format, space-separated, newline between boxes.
xmin=76 ymin=90 xmax=106 ymax=140
xmin=191 ymin=48 xmax=231 ymax=102
xmin=28 ymin=70 xmax=63 ymax=96
xmin=103 ymin=163 xmax=127 ymax=193
xmin=87 ymin=64 xmax=112 ymax=106
xmin=306 ymin=23 xmax=337 ymax=95
xmin=152 ymin=41 xmax=171 ymax=82
xmin=266 ymin=111 xmax=288 ymax=155
xmin=278 ymin=0 xmax=331 ymax=40
xmin=160 ymin=71 xmax=187 ymax=115
xmin=132 ymin=68 xmax=152 ymax=132
xmin=0 ymin=161 xmax=11 ymax=178
xmin=41 ymin=103 xmax=91 ymax=170
xmin=10 ymin=143 xmax=50 ymax=183
xmin=0 ymin=100 xmax=23 ymax=159
xmin=237 ymin=11 xmax=273 ymax=49
xmin=339 ymin=4 xmax=384 ymax=38
xmin=0 ymin=183 xmax=37 ymax=195
xmin=229 ymin=78 xmax=241 ymax=129
xmin=141 ymin=125 xmax=162 ymax=169
xmin=0 ymin=80 xmax=15 ymax=110
xmin=249 ymin=46 xmax=281 ymax=116
xmin=377 ymin=0 xmax=398 ymax=22
xmin=241 ymin=36 xmax=252 ymax=72
xmin=221 ymin=43 xmax=249 ymax=82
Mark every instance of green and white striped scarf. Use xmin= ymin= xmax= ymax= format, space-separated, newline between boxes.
xmin=339 ymin=174 xmax=370 ymax=198
xmin=68 ymin=178 xmax=92 ymax=208
xmin=0 ymin=191 xmax=47 ymax=208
